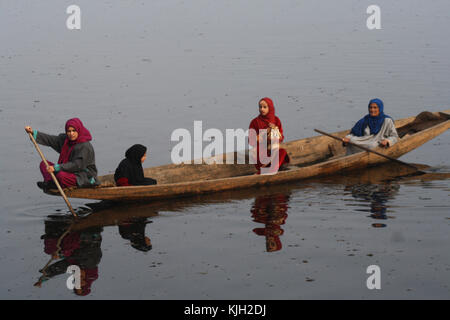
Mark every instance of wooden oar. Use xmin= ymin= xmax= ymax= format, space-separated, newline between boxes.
xmin=27 ymin=132 xmax=78 ymax=218
xmin=314 ymin=128 xmax=425 ymax=173
xmin=34 ymin=224 xmax=74 ymax=287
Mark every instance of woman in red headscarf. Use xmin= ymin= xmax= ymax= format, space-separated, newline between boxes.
xmin=249 ymin=97 xmax=290 ymax=174
xmin=251 ymin=193 xmax=290 ymax=252
xmin=25 ymin=118 xmax=100 ymax=189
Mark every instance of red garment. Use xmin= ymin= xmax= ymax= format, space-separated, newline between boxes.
xmin=60 ymin=232 xmax=81 ymax=257
xmin=249 ymin=97 xmax=285 ymax=144
xmin=58 ymin=118 xmax=92 ymax=164
xmin=40 ymin=160 xmax=77 ymax=188
xmin=65 ymin=266 xmax=98 ymax=296
xmin=251 ymin=194 xmax=289 ymax=225
xmin=78 ymin=268 xmax=99 ymax=296
xmin=249 ymin=97 xmax=289 ymax=173
xmin=116 ymin=177 xmax=131 ymax=186
xmin=259 ymin=97 xmax=276 ymax=123
xmin=251 ymin=194 xmax=289 ymax=252
xmin=253 ymin=226 xmax=284 ymax=252
xmin=44 ymin=232 xmax=81 ymax=257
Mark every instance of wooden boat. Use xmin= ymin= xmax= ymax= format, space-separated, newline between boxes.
xmin=45 ymin=109 xmax=450 ymax=201
xmin=56 ymin=161 xmax=450 ymax=232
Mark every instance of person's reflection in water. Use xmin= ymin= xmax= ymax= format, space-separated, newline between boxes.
xmin=118 ymin=217 xmax=153 ymax=252
xmin=36 ymin=218 xmax=103 ymax=296
xmin=346 ymin=182 xmax=400 ymax=228
xmin=251 ymin=193 xmax=290 ymax=252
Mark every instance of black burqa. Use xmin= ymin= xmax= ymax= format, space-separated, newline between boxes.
xmin=114 ymin=144 xmax=157 ymax=186
xmin=118 ymin=218 xmax=153 ymax=252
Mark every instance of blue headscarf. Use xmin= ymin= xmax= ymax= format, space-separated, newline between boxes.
xmin=350 ymin=99 xmax=392 ymax=137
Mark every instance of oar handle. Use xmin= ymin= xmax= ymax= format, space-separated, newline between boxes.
xmin=27 ymin=131 xmax=78 ymax=217
xmin=314 ymin=128 xmax=420 ymax=171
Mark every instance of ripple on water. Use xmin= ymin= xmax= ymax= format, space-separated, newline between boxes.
xmin=6 ymin=203 xmax=88 ymax=224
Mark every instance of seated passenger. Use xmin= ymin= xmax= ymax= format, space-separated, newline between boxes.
xmin=249 ymin=97 xmax=290 ymax=174
xmin=114 ymin=144 xmax=157 ymax=186
xmin=25 ymin=118 xmax=100 ymax=190
xmin=343 ymin=98 xmax=399 ymax=155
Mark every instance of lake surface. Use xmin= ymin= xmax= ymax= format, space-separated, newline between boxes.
xmin=0 ymin=0 xmax=449 ymax=299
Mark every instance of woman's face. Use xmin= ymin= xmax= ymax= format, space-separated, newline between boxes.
xmin=259 ymin=100 xmax=269 ymax=116
xmin=141 ymin=153 xmax=147 ymax=163
xmin=369 ymin=103 xmax=380 ymax=117
xmin=66 ymin=126 xmax=79 ymax=141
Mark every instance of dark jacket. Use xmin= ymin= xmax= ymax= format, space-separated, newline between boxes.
xmin=36 ymin=131 xmax=100 ymax=187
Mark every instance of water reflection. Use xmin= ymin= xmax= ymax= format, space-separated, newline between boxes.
xmin=118 ymin=218 xmax=153 ymax=252
xmin=34 ymin=203 xmax=156 ymax=296
xmin=35 ymin=218 xmax=102 ymax=296
xmin=251 ymin=193 xmax=291 ymax=252
xmin=346 ymin=182 xmax=400 ymax=228
xmin=31 ymin=163 xmax=449 ymax=295
xmin=313 ymin=162 xmax=435 ymax=228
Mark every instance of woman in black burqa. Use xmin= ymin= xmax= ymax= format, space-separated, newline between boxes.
xmin=114 ymin=144 xmax=157 ymax=186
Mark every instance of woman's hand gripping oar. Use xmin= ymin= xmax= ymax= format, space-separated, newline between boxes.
xmin=314 ymin=129 xmax=427 ymax=174
xmin=25 ymin=127 xmax=78 ymax=218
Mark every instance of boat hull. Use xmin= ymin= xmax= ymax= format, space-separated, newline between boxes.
xmin=46 ymin=110 xmax=450 ymax=201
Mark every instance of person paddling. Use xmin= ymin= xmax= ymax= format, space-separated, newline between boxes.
xmin=342 ymin=98 xmax=399 ymax=155
xmin=25 ymin=118 xmax=100 ymax=190
xmin=114 ymin=144 xmax=157 ymax=186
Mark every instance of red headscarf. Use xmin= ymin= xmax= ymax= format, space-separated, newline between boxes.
xmin=253 ymin=227 xmax=284 ymax=252
xmin=72 ymin=268 xmax=99 ymax=296
xmin=58 ymin=118 xmax=92 ymax=164
xmin=249 ymin=97 xmax=280 ymax=143
xmin=258 ymin=97 xmax=276 ymax=124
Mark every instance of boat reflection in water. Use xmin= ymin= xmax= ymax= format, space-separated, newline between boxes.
xmin=35 ymin=218 xmax=103 ymax=296
xmin=33 ymin=186 xmax=298 ymax=294
xmin=346 ymin=183 xmax=399 ymax=228
xmin=33 ymin=162 xmax=450 ymax=294
xmin=314 ymin=162 xmax=433 ymax=228
xmin=34 ymin=204 xmax=155 ymax=296
xmin=251 ymin=193 xmax=291 ymax=252
xmin=342 ymin=164 xmax=450 ymax=228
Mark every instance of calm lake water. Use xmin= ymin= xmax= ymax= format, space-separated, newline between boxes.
xmin=1 ymin=0 xmax=449 ymax=299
